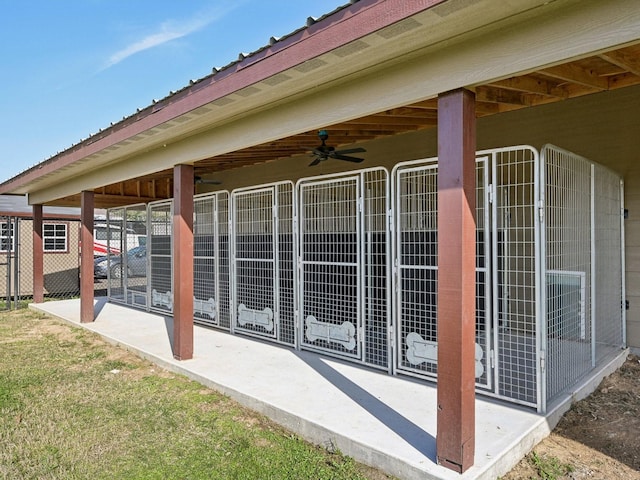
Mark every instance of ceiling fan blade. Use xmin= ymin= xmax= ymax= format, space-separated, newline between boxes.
xmin=194 ymin=175 xmax=222 ymax=185
xmin=333 ymin=147 xmax=366 ymax=155
xmin=332 ymin=154 xmax=364 ymax=163
xmin=309 ymin=157 xmax=322 ymax=166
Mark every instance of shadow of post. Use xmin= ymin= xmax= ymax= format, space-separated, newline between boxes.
xmin=92 ymin=296 xmax=109 ymax=317
xmin=163 ymin=315 xmax=175 ymax=353
xmin=297 ymin=351 xmax=436 ymax=460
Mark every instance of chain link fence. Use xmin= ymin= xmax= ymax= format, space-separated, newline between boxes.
xmin=1 ymin=216 xmax=84 ymax=310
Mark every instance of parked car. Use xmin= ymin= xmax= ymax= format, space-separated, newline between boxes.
xmin=94 ymin=245 xmax=147 ymax=279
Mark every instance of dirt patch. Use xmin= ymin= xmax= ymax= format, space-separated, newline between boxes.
xmin=504 ymin=354 xmax=640 ymax=479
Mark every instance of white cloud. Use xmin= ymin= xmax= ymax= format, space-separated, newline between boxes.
xmin=103 ymin=9 xmax=228 ymax=69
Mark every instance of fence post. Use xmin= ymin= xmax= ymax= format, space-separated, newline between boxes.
xmin=172 ymin=164 xmax=194 ymax=360
xmin=33 ymin=205 xmax=44 ymax=303
xmin=436 ymin=88 xmax=476 ymax=473
xmin=80 ymin=191 xmax=95 ymax=323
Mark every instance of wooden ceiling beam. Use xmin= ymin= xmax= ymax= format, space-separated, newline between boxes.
xmin=599 ymin=49 xmax=640 ymax=77
xmin=540 ymin=63 xmax=608 ymax=90
xmin=486 ymin=75 xmax=566 ymax=98
xmin=475 ymin=86 xmax=528 ymax=106
xmin=343 ymin=114 xmax=436 ymax=126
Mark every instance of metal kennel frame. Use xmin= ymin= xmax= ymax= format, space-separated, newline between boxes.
xmin=391 ymin=157 xmax=492 ymax=390
xmin=124 ymin=204 xmax=148 ymax=308
xmin=230 ymin=181 xmax=296 ymax=346
xmin=193 ymin=191 xmax=230 ymax=329
xmin=392 ymin=147 xmax=541 ymax=408
xmin=540 ymin=144 xmax=625 ymax=412
xmin=296 ymin=168 xmax=391 ymax=371
xmin=106 ymin=207 xmax=125 ymax=303
xmin=148 ymin=199 xmax=173 ymax=314
xmin=100 ymin=144 xmax=625 ymax=413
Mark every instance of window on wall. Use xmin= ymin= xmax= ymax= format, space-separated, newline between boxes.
xmin=0 ymin=221 xmax=15 ymax=252
xmin=43 ymin=223 xmax=68 ymax=252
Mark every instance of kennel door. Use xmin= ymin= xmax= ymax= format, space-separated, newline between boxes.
xmin=194 ymin=192 xmax=229 ymax=329
xmin=232 ymin=187 xmax=278 ymax=339
xmin=393 ymin=159 xmax=491 ymax=388
xmin=299 ymin=176 xmax=363 ymax=360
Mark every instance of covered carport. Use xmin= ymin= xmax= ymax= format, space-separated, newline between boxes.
xmin=1 ymin=0 xmax=639 ymax=474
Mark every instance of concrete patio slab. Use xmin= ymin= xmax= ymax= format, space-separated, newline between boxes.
xmin=30 ymin=298 xmax=627 ymax=480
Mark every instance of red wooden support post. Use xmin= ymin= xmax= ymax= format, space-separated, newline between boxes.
xmin=436 ymin=88 xmax=476 ymax=473
xmin=172 ymin=164 xmax=194 ymax=360
xmin=80 ymin=190 xmax=95 ymax=323
xmin=32 ymin=204 xmax=44 ymax=303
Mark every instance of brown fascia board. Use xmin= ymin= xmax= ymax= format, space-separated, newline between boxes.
xmin=0 ymin=0 xmax=447 ymax=195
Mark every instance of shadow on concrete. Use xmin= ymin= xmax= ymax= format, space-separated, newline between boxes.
xmin=163 ymin=315 xmax=175 ymax=351
xmin=93 ymin=296 xmax=109 ymax=318
xmin=298 ymin=351 xmax=436 ymax=460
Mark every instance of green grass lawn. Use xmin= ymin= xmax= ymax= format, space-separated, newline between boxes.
xmin=0 ymin=308 xmax=391 ymax=479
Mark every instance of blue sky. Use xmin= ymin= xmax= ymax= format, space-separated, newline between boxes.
xmin=0 ymin=1 xmax=345 ymax=183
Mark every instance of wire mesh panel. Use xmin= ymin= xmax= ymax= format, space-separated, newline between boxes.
xmin=231 ymin=182 xmax=295 ymax=345
xmin=217 ymin=194 xmax=231 ymax=329
xmin=492 ymin=146 xmax=540 ymax=408
xmin=592 ymin=164 xmax=624 ymax=362
xmin=541 ymin=145 xmax=624 ymax=407
xmin=106 ymin=208 xmax=126 ymax=303
xmin=393 ymin=162 xmax=438 ymax=376
xmin=362 ymin=169 xmax=391 ymax=369
xmin=277 ymin=183 xmax=296 ymax=345
xmin=194 ymin=191 xmax=230 ymax=329
xmin=124 ymin=204 xmax=148 ymax=308
xmin=297 ymin=168 xmax=389 ymax=368
xmin=148 ymin=200 xmax=173 ymax=314
xmin=392 ymin=158 xmax=491 ymax=386
xmin=299 ymin=175 xmax=362 ymax=360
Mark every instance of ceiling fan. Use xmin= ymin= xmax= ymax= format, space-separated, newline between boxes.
xmin=306 ymin=130 xmax=366 ymax=166
xmin=194 ymin=175 xmax=222 ymax=186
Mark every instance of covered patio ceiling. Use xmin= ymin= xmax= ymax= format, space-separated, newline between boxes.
xmin=69 ymin=41 xmax=640 ymax=209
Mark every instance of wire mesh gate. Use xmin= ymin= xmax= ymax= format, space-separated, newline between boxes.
xmin=297 ymin=168 xmax=390 ymax=370
xmin=392 ymin=158 xmax=492 ymax=389
xmin=105 ymin=204 xmax=148 ymax=308
xmin=392 ymin=147 xmax=540 ymax=408
xmin=148 ymin=200 xmax=173 ymax=314
xmin=194 ymin=192 xmax=230 ymax=329
xmin=231 ymin=182 xmax=295 ymax=345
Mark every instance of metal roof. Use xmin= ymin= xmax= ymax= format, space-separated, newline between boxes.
xmin=0 ymin=195 xmax=81 ymax=217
